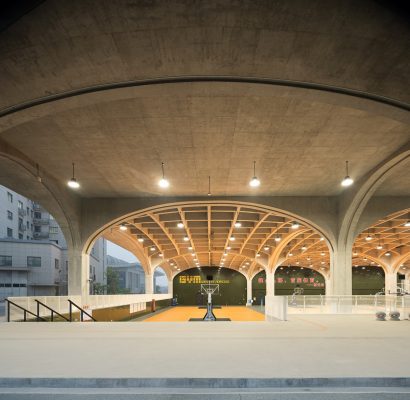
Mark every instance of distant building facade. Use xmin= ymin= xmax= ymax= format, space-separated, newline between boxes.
xmin=0 ymin=185 xmax=106 ymax=299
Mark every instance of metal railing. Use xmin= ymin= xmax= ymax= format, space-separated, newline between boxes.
xmin=287 ymin=295 xmax=410 ymax=314
xmin=5 ymin=299 xmax=46 ymax=322
xmin=68 ymin=300 xmax=96 ymax=322
xmin=35 ymin=299 xmax=69 ymax=322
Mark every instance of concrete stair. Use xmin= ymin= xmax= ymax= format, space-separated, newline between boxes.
xmin=0 ymin=378 xmax=409 ymax=399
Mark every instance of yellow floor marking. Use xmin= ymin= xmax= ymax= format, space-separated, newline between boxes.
xmin=143 ymin=306 xmax=265 ymax=322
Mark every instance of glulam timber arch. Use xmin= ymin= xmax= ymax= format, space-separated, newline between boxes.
xmin=352 ymin=208 xmax=410 ymax=277
xmin=86 ymin=201 xmax=333 ymax=280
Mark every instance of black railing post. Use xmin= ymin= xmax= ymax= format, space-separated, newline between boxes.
xmin=23 ymin=310 xmax=27 ymax=322
xmin=7 ymin=300 xmax=10 ymax=322
xmin=36 ymin=301 xmax=40 ymax=322
xmin=51 ymin=310 xmax=54 ymax=322
xmin=69 ymin=301 xmax=72 ymax=322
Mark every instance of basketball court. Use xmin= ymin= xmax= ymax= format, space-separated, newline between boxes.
xmin=143 ymin=306 xmax=265 ymax=322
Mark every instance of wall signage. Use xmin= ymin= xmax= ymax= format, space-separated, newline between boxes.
xmin=179 ymin=276 xmax=230 ymax=284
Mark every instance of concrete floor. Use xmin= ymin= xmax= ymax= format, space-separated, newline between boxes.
xmin=0 ymin=315 xmax=409 ymax=379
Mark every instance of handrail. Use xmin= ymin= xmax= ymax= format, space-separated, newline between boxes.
xmin=68 ymin=299 xmax=96 ymax=322
xmin=35 ymin=299 xmax=69 ymax=322
xmin=5 ymin=299 xmax=46 ymax=322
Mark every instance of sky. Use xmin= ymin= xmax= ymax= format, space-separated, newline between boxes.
xmin=106 ymin=240 xmax=167 ymax=286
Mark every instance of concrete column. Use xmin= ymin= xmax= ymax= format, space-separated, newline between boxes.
xmin=404 ymin=272 xmax=410 ymax=293
xmin=168 ymin=279 xmax=173 ymax=297
xmin=266 ymin=270 xmax=275 ymax=296
xmin=385 ymin=272 xmax=397 ymax=295
xmin=145 ymin=274 xmax=154 ymax=294
xmin=246 ymin=277 xmax=252 ymax=302
xmin=68 ymin=248 xmax=89 ymax=298
xmin=330 ymin=246 xmax=352 ymax=295
xmin=325 ymin=276 xmax=332 ymax=295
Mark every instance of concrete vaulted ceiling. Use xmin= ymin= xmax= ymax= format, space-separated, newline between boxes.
xmin=0 ymin=0 xmax=409 ymax=263
xmin=0 ymin=0 xmax=409 ymax=198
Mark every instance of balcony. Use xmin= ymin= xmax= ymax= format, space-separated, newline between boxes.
xmin=33 ymin=203 xmax=41 ymax=211
xmin=33 ymin=232 xmax=49 ymax=239
xmin=33 ymin=218 xmax=49 ymax=225
xmin=18 ymin=208 xmax=26 ymax=217
xmin=18 ymin=224 xmax=27 ymax=232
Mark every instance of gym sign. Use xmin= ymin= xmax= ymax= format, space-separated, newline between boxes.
xmin=179 ymin=276 xmax=229 ymax=284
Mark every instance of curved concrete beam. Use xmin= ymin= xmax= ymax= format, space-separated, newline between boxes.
xmin=81 ymin=198 xmax=337 ymax=254
xmin=0 ymin=139 xmax=81 ymax=249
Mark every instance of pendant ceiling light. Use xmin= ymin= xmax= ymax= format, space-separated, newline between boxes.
xmin=341 ymin=160 xmax=354 ymax=187
xmin=275 ymin=236 xmax=281 ymax=242
xmin=36 ymin=163 xmax=42 ymax=183
xmin=249 ymin=161 xmax=260 ymax=187
xmin=291 ymin=221 xmax=300 ymax=229
xmin=119 ymin=223 xmax=127 ymax=231
xmin=67 ymin=162 xmax=80 ymax=189
xmin=158 ymin=162 xmax=170 ymax=188
xmin=234 ymin=222 xmax=242 ymax=228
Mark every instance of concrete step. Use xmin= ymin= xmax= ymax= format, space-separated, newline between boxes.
xmin=1 ymin=387 xmax=410 ymax=399
xmin=0 ymin=378 xmax=409 ymax=399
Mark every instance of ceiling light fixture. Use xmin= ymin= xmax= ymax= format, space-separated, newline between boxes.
xmin=404 ymin=221 xmax=410 ymax=227
xmin=256 ymin=253 xmax=261 ymax=257
xmin=376 ymin=244 xmax=383 ymax=250
xmin=36 ymin=163 xmax=42 ymax=183
xmin=67 ymin=162 xmax=80 ymax=189
xmin=177 ymin=222 xmax=184 ymax=228
xmin=137 ymin=237 xmax=144 ymax=243
xmin=234 ymin=222 xmax=242 ymax=228
xmin=150 ymin=246 xmax=156 ymax=251
xmin=229 ymin=236 xmax=235 ymax=241
xmin=291 ymin=222 xmax=300 ymax=229
xmin=365 ymin=234 xmax=372 ymax=241
xmin=385 ymin=252 xmax=391 ymax=256
xmin=275 ymin=236 xmax=281 ymax=242
xmin=321 ymin=252 xmax=325 ymax=256
xmin=264 ymin=246 xmax=269 ymax=251
xmin=341 ymin=160 xmax=354 ymax=187
xmin=249 ymin=161 xmax=261 ymax=187
xmin=183 ymin=236 xmax=189 ymax=242
xmin=158 ymin=162 xmax=170 ymax=188
xmin=227 ymin=246 xmax=231 ymax=250
xmin=119 ymin=224 xmax=127 ymax=231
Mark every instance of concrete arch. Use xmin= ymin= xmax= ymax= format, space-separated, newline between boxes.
xmin=338 ymin=142 xmax=410 ymax=249
xmin=0 ymin=147 xmax=80 ymax=250
xmin=82 ymin=199 xmax=336 ymax=256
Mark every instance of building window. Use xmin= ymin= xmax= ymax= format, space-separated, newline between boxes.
xmin=7 ymin=228 xmax=13 ymax=238
xmin=26 ymin=207 xmax=30 ymax=216
xmin=50 ymin=226 xmax=59 ymax=234
xmin=0 ymin=255 xmax=12 ymax=266
xmin=34 ymin=212 xmax=41 ymax=219
xmin=18 ymin=201 xmax=23 ymax=210
xmin=34 ymin=225 xmax=41 ymax=233
xmin=27 ymin=256 xmax=41 ymax=267
xmin=55 ymin=259 xmax=60 ymax=269
xmin=26 ymin=236 xmax=30 ymax=240
xmin=26 ymin=221 xmax=29 ymax=229
xmin=7 ymin=192 xmax=13 ymax=202
xmin=18 ymin=233 xmax=23 ymax=240
xmin=7 ymin=211 xmax=12 ymax=220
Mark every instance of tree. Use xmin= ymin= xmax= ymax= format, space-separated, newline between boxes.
xmin=106 ymin=267 xmax=120 ymax=294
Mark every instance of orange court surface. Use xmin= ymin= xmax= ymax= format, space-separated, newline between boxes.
xmin=143 ymin=306 xmax=265 ymax=322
